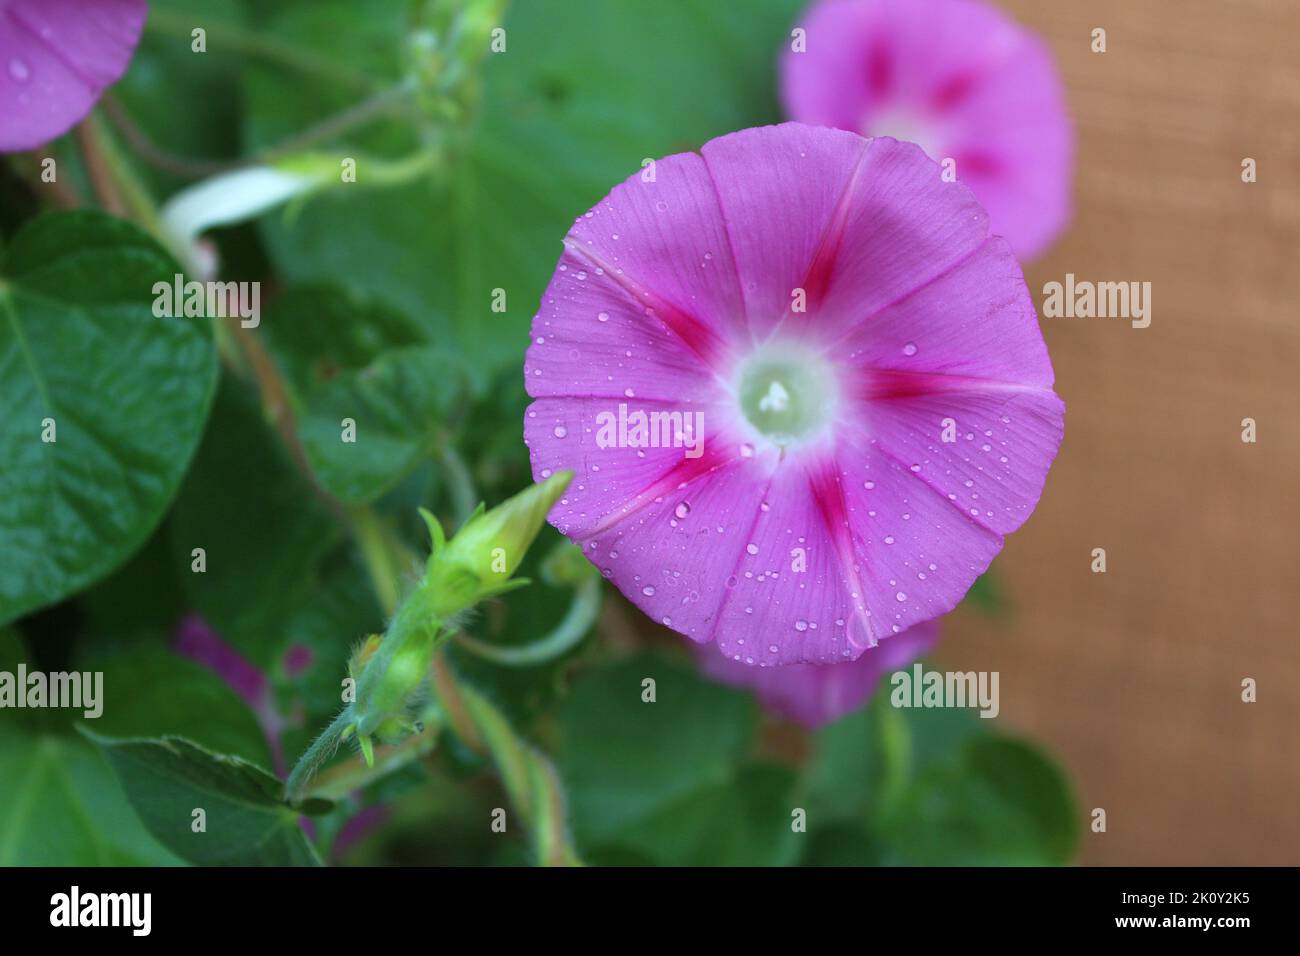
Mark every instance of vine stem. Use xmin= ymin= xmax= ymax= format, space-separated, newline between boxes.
xmin=284 ymin=709 xmax=356 ymax=801
xmin=102 ymin=81 xmax=420 ymax=180
xmin=77 ymin=29 xmax=581 ymax=863
xmin=143 ymin=9 xmax=379 ymax=92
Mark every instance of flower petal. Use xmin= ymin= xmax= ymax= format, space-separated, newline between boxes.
xmin=559 ymin=151 xmax=749 ymax=371
xmin=708 ymin=458 xmax=891 ymax=664
xmin=701 ymin=125 xmax=988 ymax=342
xmin=837 ymin=236 xmax=1065 ymax=536
xmin=524 ymin=242 xmax=732 ymax=405
xmin=780 ymin=0 xmax=1072 ymax=258
xmin=698 ymin=617 xmax=939 ymax=728
xmin=0 ymin=0 xmax=147 ymax=152
xmin=524 ymin=396 xmax=728 ymax=541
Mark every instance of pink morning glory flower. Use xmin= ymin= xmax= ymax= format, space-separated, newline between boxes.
xmin=0 ymin=0 xmax=147 ymax=153
xmin=698 ymin=619 xmax=938 ymax=728
xmin=780 ymin=0 xmax=1072 ymax=259
xmin=524 ymin=122 xmax=1063 ymax=666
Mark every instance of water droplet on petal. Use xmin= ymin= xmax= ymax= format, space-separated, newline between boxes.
xmin=642 ymin=585 xmax=656 ymax=596
xmin=902 ymin=341 xmax=918 ymax=356
xmin=674 ymin=502 xmax=690 ymax=519
xmin=552 ymin=425 xmax=567 ymax=438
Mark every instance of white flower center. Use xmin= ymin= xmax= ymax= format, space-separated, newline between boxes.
xmin=734 ymin=340 xmax=839 ymax=449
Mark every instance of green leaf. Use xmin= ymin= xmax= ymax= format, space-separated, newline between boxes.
xmin=558 ymin=652 xmax=771 ymax=862
xmin=168 ymin=375 xmax=340 ymax=666
xmin=0 ymin=629 xmax=183 ymax=865
xmin=598 ymin=763 xmax=801 ymax=867
xmin=298 ymin=346 xmax=470 ymax=504
xmin=260 ymin=284 xmax=428 ymax=398
xmin=0 ymin=729 xmax=185 ymax=866
xmin=881 ymin=736 xmax=1080 ymax=866
xmin=86 ymin=731 xmax=325 ymax=866
xmin=0 ymin=211 xmax=217 ymax=625
xmin=805 ymin=689 xmax=1079 ymax=865
xmin=83 ymin=646 xmax=273 ymax=767
xmin=259 ymin=285 xmax=473 ymax=503
xmin=805 ymin=688 xmax=965 ymax=826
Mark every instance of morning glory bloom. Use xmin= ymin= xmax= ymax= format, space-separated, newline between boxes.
xmin=524 ymin=122 xmax=1063 ymax=665
xmin=0 ymin=0 xmax=147 ymax=152
xmin=698 ymin=619 xmax=938 ymax=727
xmin=781 ymin=0 xmax=1072 ymax=259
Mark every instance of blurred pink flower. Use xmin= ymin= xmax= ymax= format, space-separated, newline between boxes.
xmin=524 ymin=123 xmax=1062 ymax=665
xmin=781 ymin=0 xmax=1072 ymax=259
xmin=698 ymin=619 xmax=939 ymax=728
xmin=0 ymin=0 xmax=147 ymax=152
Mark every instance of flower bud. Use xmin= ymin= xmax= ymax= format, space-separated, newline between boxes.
xmin=423 ymin=471 xmax=572 ymax=619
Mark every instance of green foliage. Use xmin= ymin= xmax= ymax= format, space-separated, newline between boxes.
xmin=804 ymin=692 xmax=1079 ymax=866
xmin=0 ymin=631 xmax=181 ymax=865
xmin=244 ymin=0 xmax=803 ymax=374
xmin=86 ymin=731 xmax=326 ymax=866
xmin=557 ymin=652 xmax=802 ymax=866
xmin=168 ymin=376 xmax=339 ymax=666
xmin=262 ymin=285 xmax=474 ymax=504
xmin=0 ymin=730 xmax=184 ymax=866
xmin=0 ymin=212 xmax=216 ymax=625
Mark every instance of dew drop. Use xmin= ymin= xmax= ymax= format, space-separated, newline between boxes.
xmin=674 ymin=502 xmax=690 ymax=519
xmin=794 ymin=619 xmax=809 ymax=632
xmin=552 ymin=425 xmax=567 ymax=438
xmin=895 ymin=591 xmax=907 ymax=602
xmin=642 ymin=585 xmax=656 ymax=596
xmin=597 ymin=311 xmax=610 ymax=322
xmin=902 ymin=341 xmax=918 ymax=356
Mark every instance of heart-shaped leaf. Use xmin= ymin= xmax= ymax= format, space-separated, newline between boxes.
xmin=0 ymin=211 xmax=217 ymax=625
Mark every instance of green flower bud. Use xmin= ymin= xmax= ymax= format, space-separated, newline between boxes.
xmin=423 ymin=470 xmax=572 ymax=619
